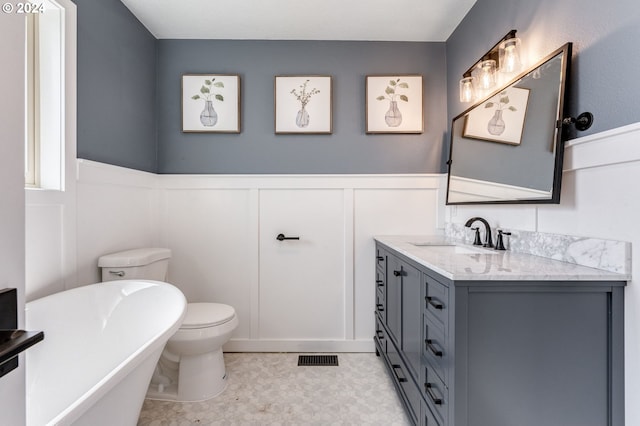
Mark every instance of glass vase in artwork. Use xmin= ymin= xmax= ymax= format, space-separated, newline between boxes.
xmin=385 ymin=100 xmax=403 ymax=127
xmin=487 ymin=109 xmax=505 ymax=135
xmin=296 ymin=106 xmax=310 ymax=128
xmin=200 ymin=100 xmax=218 ymax=127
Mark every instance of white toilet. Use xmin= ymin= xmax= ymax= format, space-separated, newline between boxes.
xmin=98 ymin=248 xmax=239 ymax=402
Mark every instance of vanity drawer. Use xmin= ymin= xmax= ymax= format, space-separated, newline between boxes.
xmin=375 ymin=291 xmax=386 ymax=322
xmin=423 ymin=315 xmax=447 ymax=383
xmin=388 ymin=348 xmax=420 ymax=424
xmin=422 ymin=362 xmax=448 ymax=425
xmin=424 ymin=275 xmax=448 ymax=329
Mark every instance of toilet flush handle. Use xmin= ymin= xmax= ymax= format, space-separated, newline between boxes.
xmin=109 ymin=270 xmax=126 ymax=277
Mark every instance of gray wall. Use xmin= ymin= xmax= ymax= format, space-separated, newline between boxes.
xmin=75 ymin=0 xmax=640 ymax=175
xmin=74 ymin=0 xmax=158 ymax=172
xmin=445 ymin=0 xmax=640 ymax=172
xmin=157 ymin=40 xmax=447 ymax=174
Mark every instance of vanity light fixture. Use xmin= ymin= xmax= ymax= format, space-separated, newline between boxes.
xmin=499 ymin=36 xmax=522 ymax=74
xmin=459 ymin=30 xmax=522 ymax=103
xmin=459 ymin=76 xmax=475 ymax=103
xmin=473 ymin=59 xmax=497 ymax=90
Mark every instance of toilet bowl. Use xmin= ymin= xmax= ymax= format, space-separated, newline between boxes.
xmin=98 ymin=248 xmax=239 ymax=402
xmin=148 ymin=302 xmax=239 ymax=401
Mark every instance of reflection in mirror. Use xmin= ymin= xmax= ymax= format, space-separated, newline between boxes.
xmin=446 ymin=43 xmax=571 ymax=204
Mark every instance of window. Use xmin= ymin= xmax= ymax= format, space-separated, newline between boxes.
xmin=25 ymin=0 xmax=65 ymax=190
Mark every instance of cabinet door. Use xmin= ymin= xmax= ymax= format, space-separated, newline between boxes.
xmin=401 ymin=262 xmax=421 ymax=378
xmin=386 ymin=255 xmax=403 ymax=345
xmin=387 ymin=254 xmax=421 ymax=377
xmin=466 ymin=290 xmax=609 ymax=426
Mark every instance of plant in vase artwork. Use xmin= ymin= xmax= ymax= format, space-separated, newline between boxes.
xmin=484 ymin=90 xmax=517 ymax=136
xmin=290 ymin=80 xmax=320 ymax=128
xmin=376 ymin=78 xmax=409 ymax=127
xmin=191 ymin=78 xmax=225 ymax=127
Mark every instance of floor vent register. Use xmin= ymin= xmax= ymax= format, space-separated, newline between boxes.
xmin=297 ymin=354 xmax=339 ymax=366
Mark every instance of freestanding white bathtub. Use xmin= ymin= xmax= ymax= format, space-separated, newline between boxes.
xmin=25 ymin=280 xmax=186 ymax=426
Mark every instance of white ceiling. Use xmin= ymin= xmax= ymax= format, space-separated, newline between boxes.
xmin=119 ymin=0 xmax=476 ymax=41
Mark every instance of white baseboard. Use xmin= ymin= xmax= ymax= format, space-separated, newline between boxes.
xmin=223 ymin=339 xmax=375 ymax=353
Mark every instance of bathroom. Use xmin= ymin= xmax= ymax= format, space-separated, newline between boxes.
xmin=2 ymin=0 xmax=640 ymax=424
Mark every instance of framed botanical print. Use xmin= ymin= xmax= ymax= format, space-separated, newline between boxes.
xmin=366 ymin=75 xmax=423 ymax=134
xmin=182 ymin=74 xmax=241 ymax=133
xmin=274 ymin=75 xmax=332 ymax=134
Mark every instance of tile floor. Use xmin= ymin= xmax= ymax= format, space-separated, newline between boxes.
xmin=138 ymin=352 xmax=411 ymax=425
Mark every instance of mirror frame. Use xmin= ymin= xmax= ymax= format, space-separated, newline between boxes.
xmin=446 ymin=43 xmax=572 ymax=205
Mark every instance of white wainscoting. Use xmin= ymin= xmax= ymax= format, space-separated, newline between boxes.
xmin=160 ymin=173 xmax=445 ymax=352
xmin=44 ymin=162 xmax=444 ymax=352
xmin=75 ymin=160 xmax=160 ymax=287
xmin=25 ymin=201 xmax=65 ymax=300
xmin=447 ymin=121 xmax=640 ymax=426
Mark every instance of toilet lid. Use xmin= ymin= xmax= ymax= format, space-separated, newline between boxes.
xmin=182 ymin=303 xmax=236 ymax=329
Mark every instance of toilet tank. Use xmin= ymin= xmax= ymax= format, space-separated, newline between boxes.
xmin=98 ymin=248 xmax=171 ymax=282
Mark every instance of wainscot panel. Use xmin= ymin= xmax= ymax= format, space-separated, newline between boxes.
xmin=159 ymin=173 xmax=445 ymax=352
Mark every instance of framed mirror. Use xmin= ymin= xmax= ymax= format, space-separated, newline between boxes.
xmin=446 ymin=43 xmax=572 ymax=204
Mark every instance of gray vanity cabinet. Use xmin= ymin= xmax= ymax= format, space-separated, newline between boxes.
xmin=374 ymin=241 xmax=625 ymax=426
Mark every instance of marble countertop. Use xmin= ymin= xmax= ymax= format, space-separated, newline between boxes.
xmin=375 ymin=235 xmax=630 ymax=282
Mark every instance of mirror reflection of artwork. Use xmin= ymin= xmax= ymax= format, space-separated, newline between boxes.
xmin=463 ymin=87 xmax=530 ymax=145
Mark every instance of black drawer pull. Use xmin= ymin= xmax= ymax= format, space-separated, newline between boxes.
xmin=392 ymin=364 xmax=408 ymax=383
xmin=376 ymin=256 xmax=384 ymax=261
xmin=425 ymin=339 xmax=443 ymax=357
xmin=426 ymin=296 xmax=444 ymax=310
xmin=376 ymin=304 xmax=384 ymax=312
xmin=393 ymin=270 xmax=402 ymax=277
xmin=376 ymin=280 xmax=384 ymax=287
xmin=425 ymin=383 xmax=443 ymax=405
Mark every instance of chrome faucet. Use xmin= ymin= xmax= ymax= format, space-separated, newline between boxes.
xmin=464 ymin=217 xmax=493 ymax=248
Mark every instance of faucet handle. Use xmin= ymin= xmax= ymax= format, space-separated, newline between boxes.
xmin=471 ymin=227 xmax=482 ymax=246
xmin=495 ymin=229 xmax=512 ymax=250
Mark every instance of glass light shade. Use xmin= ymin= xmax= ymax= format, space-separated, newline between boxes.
xmin=499 ymin=37 xmax=522 ymax=74
xmin=472 ymin=59 xmax=497 ymax=90
xmin=459 ymin=77 xmax=475 ymax=103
